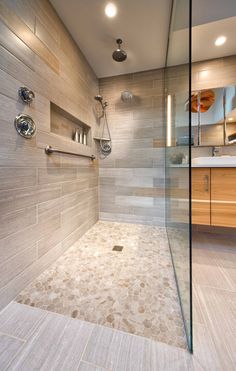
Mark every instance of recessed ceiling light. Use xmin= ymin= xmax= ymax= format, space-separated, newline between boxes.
xmin=214 ymin=36 xmax=227 ymax=46
xmin=105 ymin=3 xmax=117 ymax=18
xmin=228 ymin=117 xmax=233 ymax=121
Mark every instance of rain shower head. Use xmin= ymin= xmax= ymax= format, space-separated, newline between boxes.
xmin=112 ymin=39 xmax=127 ymax=62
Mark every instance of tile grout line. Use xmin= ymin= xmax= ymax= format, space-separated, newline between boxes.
xmin=77 ymin=324 xmax=97 ymax=368
xmin=77 ymin=359 xmax=108 ymax=371
xmin=3 ymin=338 xmax=26 ymax=371
xmin=0 ymin=331 xmax=26 ymax=342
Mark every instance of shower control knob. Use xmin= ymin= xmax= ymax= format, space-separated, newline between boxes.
xmin=18 ymin=86 xmax=35 ymax=104
xmin=14 ymin=114 xmax=36 ymax=139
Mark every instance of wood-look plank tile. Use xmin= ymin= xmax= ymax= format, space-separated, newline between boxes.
xmin=192 ymin=261 xmax=233 ymax=290
xmin=149 ymin=340 xmax=195 ymax=371
xmin=0 ymin=333 xmax=24 ymax=370
xmin=192 ymin=323 xmax=223 ymax=371
xmin=0 ymin=2 xmax=60 ymax=73
xmin=220 ymin=266 xmax=236 ymax=291
xmin=0 ymin=244 xmax=37 ymax=289
xmin=83 ymin=326 xmax=150 ymax=371
xmin=38 ymin=167 xmax=77 ymax=185
xmin=78 ymin=362 xmax=107 ymax=371
xmin=0 ymin=214 xmax=61 ymax=263
xmin=0 ymin=20 xmax=36 ymax=71
xmin=0 ymin=206 xmax=36 ymax=240
xmin=0 ymin=167 xmax=36 ymax=191
xmin=1 ymin=0 xmax=35 ymax=32
xmin=83 ymin=325 xmax=195 ymax=371
xmin=0 ymin=0 xmax=99 ymax=308
xmin=8 ymin=311 xmax=93 ymax=371
xmin=0 ymin=302 xmax=46 ymax=340
xmin=0 ymin=184 xmax=61 ymax=214
xmin=0 ymin=242 xmax=65 ymax=311
xmin=196 ymin=284 xmax=236 ymax=370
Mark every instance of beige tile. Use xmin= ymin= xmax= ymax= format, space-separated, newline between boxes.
xmin=38 ymin=167 xmax=77 ymax=185
xmin=0 ymin=244 xmax=37 ymax=288
xmin=0 ymin=302 xmax=46 ymax=340
xmin=196 ymin=285 xmax=236 ymax=370
xmin=78 ymin=362 xmax=107 ymax=371
xmin=0 ymin=168 xmax=36 ymax=191
xmin=83 ymin=326 xmax=150 ymax=371
xmin=0 ymin=184 xmax=61 ymax=214
xmin=8 ymin=312 xmax=93 ymax=371
xmin=0 ymin=214 xmax=61 ymax=263
xmin=192 ymin=261 xmax=233 ymax=290
xmin=192 ymin=323 xmax=223 ymax=371
xmin=0 ymin=206 xmax=36 ymax=240
xmin=0 ymin=333 xmax=24 ymax=370
xmin=0 ymin=0 xmax=99 ymax=309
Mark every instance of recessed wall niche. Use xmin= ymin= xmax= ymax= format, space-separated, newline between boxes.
xmin=50 ymin=102 xmax=91 ymax=146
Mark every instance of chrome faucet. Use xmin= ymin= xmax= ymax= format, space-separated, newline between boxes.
xmin=212 ymin=146 xmax=220 ymax=157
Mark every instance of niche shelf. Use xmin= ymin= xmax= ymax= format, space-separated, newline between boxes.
xmin=93 ymin=137 xmax=110 ymax=141
xmin=50 ymin=102 xmax=91 ymax=146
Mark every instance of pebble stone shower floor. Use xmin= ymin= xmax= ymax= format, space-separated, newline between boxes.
xmin=16 ymin=221 xmax=186 ymax=349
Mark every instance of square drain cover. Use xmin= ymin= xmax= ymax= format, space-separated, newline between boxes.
xmin=112 ymin=245 xmax=123 ymax=252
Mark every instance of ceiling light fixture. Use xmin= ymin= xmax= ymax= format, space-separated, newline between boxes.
xmin=105 ymin=2 xmax=117 ymax=18
xmin=228 ymin=117 xmax=233 ymax=121
xmin=214 ymin=36 xmax=227 ymax=46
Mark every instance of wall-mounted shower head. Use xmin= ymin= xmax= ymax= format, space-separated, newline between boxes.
xmin=112 ymin=39 xmax=127 ymax=62
xmin=121 ymin=90 xmax=133 ymax=102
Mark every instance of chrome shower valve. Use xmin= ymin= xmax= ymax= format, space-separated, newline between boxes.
xmin=18 ymin=86 xmax=35 ymax=104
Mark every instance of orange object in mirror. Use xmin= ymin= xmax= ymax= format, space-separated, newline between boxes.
xmin=191 ymin=89 xmax=215 ymax=113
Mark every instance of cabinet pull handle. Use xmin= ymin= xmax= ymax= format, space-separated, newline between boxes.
xmin=204 ymin=175 xmax=209 ymax=192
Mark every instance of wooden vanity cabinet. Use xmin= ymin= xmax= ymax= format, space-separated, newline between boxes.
xmin=211 ymin=168 xmax=236 ymax=228
xmin=192 ymin=167 xmax=236 ymax=228
xmin=192 ymin=168 xmax=211 ymax=225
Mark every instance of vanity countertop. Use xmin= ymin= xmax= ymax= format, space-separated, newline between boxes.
xmin=169 ymin=156 xmax=236 ymax=168
xmin=169 ymin=164 xmax=236 ymax=168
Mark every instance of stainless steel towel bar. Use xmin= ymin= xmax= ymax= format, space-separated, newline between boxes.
xmin=45 ymin=145 xmax=95 ymax=160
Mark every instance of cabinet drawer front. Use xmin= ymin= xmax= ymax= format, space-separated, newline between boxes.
xmin=211 ymin=168 xmax=236 ymax=201
xmin=192 ymin=168 xmax=211 ymax=225
xmin=192 ymin=200 xmax=211 ymax=225
xmin=211 ymin=168 xmax=236 ymax=228
xmin=192 ymin=168 xmax=210 ymax=200
xmin=211 ymin=203 xmax=236 ymax=227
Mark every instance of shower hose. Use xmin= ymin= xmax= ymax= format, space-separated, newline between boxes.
xmin=100 ymin=109 xmax=112 ymax=156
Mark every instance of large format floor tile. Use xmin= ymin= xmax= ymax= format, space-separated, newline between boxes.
xmin=16 ymin=221 xmax=186 ymax=348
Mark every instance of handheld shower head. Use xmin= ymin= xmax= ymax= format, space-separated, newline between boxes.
xmin=94 ymin=94 xmax=108 ymax=110
xmin=112 ymin=39 xmax=127 ymax=62
xmin=94 ymin=95 xmax=103 ymax=102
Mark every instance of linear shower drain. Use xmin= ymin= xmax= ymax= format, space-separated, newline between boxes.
xmin=112 ymin=245 xmax=124 ymax=252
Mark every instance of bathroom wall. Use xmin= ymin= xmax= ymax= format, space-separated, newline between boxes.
xmin=99 ymin=69 xmax=165 ymax=225
xmin=0 ymin=0 xmax=99 ymax=310
xmin=192 ymin=54 xmax=236 ymax=157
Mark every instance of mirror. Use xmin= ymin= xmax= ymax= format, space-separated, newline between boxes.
xmin=190 ymin=85 xmax=236 ymax=146
xmin=192 ymin=87 xmax=224 ymax=146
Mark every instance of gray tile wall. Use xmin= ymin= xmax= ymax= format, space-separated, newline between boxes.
xmin=98 ymin=70 xmax=165 ymax=225
xmin=0 ymin=0 xmax=99 ymax=310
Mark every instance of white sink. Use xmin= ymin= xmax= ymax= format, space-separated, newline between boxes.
xmin=192 ymin=156 xmax=236 ymax=166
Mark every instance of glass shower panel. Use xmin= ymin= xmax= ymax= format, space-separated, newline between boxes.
xmin=164 ymin=0 xmax=192 ymax=351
